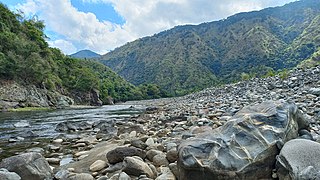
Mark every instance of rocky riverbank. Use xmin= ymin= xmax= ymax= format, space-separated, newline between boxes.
xmin=0 ymin=81 xmax=105 ymax=111
xmin=0 ymin=66 xmax=320 ymax=179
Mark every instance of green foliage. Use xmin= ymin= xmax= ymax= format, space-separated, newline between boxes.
xmin=100 ymin=0 xmax=320 ymax=95
xmin=265 ymin=69 xmax=276 ymax=77
xmin=278 ymin=69 xmax=289 ymax=80
xmin=0 ymin=3 xmax=167 ymax=105
xmin=240 ymin=73 xmax=250 ymax=81
xmin=298 ymin=48 xmax=320 ymax=69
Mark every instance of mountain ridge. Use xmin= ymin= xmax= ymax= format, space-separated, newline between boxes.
xmin=99 ymin=0 xmax=320 ymax=95
xmin=70 ymin=50 xmax=101 ymax=59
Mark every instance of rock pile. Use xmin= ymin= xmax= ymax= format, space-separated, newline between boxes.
xmin=1 ymin=66 xmax=320 ymax=179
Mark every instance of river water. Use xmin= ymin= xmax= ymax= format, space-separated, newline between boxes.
xmin=0 ymin=104 xmax=145 ymax=159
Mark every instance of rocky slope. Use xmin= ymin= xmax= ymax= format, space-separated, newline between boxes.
xmin=100 ymin=0 xmax=320 ymax=95
xmin=0 ymin=81 xmax=74 ymax=110
xmin=1 ymin=65 xmax=320 ymax=179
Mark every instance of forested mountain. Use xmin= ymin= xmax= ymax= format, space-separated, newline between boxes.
xmin=0 ymin=3 xmax=165 ymax=105
xmin=70 ymin=50 xmax=100 ymax=59
xmin=99 ymin=0 xmax=320 ymax=96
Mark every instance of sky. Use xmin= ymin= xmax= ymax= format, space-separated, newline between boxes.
xmin=1 ymin=0 xmax=297 ymax=55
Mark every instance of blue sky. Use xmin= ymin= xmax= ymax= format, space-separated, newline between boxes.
xmin=0 ymin=0 xmax=297 ymax=55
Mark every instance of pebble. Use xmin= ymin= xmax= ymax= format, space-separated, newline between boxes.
xmin=74 ymin=151 xmax=89 ymax=157
xmin=46 ymin=158 xmax=60 ymax=165
xmin=72 ymin=143 xmax=86 ymax=148
xmin=89 ymin=160 xmax=107 ymax=172
xmin=53 ymin=139 xmax=63 ymax=144
xmin=145 ymin=138 xmax=155 ymax=146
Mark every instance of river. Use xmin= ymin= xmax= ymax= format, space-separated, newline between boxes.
xmin=0 ymin=104 xmax=145 ymax=159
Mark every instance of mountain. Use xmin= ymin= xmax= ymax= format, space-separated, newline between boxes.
xmin=70 ymin=50 xmax=101 ymax=59
xmin=99 ymin=0 xmax=320 ymax=96
xmin=0 ymin=3 xmax=165 ymax=108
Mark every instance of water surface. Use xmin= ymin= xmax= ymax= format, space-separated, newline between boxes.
xmin=0 ymin=104 xmax=145 ymax=159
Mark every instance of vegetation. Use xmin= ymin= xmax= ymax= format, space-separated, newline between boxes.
xmin=99 ymin=0 xmax=320 ymax=95
xmin=0 ymin=3 xmax=165 ymax=104
xmin=297 ymin=47 xmax=320 ymax=69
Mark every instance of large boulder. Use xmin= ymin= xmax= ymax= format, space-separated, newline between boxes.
xmin=0 ymin=152 xmax=53 ymax=180
xmin=178 ymin=100 xmax=307 ymax=180
xmin=276 ymin=139 xmax=320 ymax=179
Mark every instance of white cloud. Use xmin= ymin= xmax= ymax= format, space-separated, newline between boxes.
xmin=16 ymin=0 xmax=297 ymax=54
xmin=48 ymin=39 xmax=77 ymax=55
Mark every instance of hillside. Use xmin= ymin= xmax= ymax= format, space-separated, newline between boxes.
xmin=0 ymin=3 xmax=165 ymax=108
xmin=70 ymin=50 xmax=101 ymax=59
xmin=99 ymin=0 xmax=320 ymax=95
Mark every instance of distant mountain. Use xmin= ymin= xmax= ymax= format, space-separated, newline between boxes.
xmin=70 ymin=50 xmax=101 ymax=59
xmin=99 ymin=0 xmax=320 ymax=95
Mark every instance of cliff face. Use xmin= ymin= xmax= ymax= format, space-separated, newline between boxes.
xmin=0 ymin=81 xmax=74 ymax=110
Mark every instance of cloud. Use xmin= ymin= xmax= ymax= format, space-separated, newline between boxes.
xmin=48 ymin=39 xmax=77 ymax=55
xmin=16 ymin=0 xmax=296 ymax=54
xmin=17 ymin=0 xmax=135 ymax=54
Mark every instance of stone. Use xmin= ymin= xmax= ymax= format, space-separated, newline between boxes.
xmin=118 ymin=125 xmax=144 ymax=135
xmin=146 ymin=149 xmax=163 ymax=161
xmin=103 ymin=162 xmax=123 ymax=173
xmin=107 ymin=147 xmax=146 ymax=164
xmin=46 ymin=158 xmax=60 ymax=165
xmin=97 ymin=176 xmax=109 ymax=180
xmin=129 ymin=131 xmax=137 ymax=138
xmin=26 ymin=147 xmax=45 ymax=154
xmin=131 ymin=139 xmax=147 ymax=150
xmin=146 ymin=107 xmax=158 ymax=112
xmin=67 ymin=173 xmax=94 ymax=180
xmin=178 ymin=100 xmax=307 ymax=180
xmin=0 ymin=168 xmax=21 ymax=180
xmin=74 ymin=151 xmax=89 ymax=157
xmin=155 ymin=167 xmax=176 ymax=180
xmin=13 ymin=120 xmax=30 ymax=128
xmin=169 ymin=163 xmax=179 ymax=178
xmin=72 ymin=143 xmax=86 ymax=148
xmin=52 ymin=139 xmax=63 ymax=144
xmin=118 ymin=172 xmax=131 ymax=180
xmin=166 ymin=149 xmax=178 ymax=163
xmin=0 ymin=152 xmax=53 ymax=180
xmin=89 ymin=160 xmax=107 ymax=172
xmin=96 ymin=125 xmax=117 ymax=140
xmin=165 ymin=143 xmax=177 ymax=152
xmin=54 ymin=169 xmax=70 ymax=180
xmin=309 ymin=88 xmax=320 ymax=96
xmin=48 ymin=144 xmax=60 ymax=151
xmin=24 ymin=130 xmax=39 ymax=138
xmin=276 ymin=139 xmax=320 ymax=180
xmin=145 ymin=138 xmax=155 ymax=147
xmin=153 ymin=154 xmax=169 ymax=167
xmin=123 ymin=156 xmax=155 ymax=178
xmin=55 ymin=121 xmax=92 ymax=132
xmin=8 ymin=138 xmax=17 ymax=143
xmin=77 ymin=136 xmax=97 ymax=145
